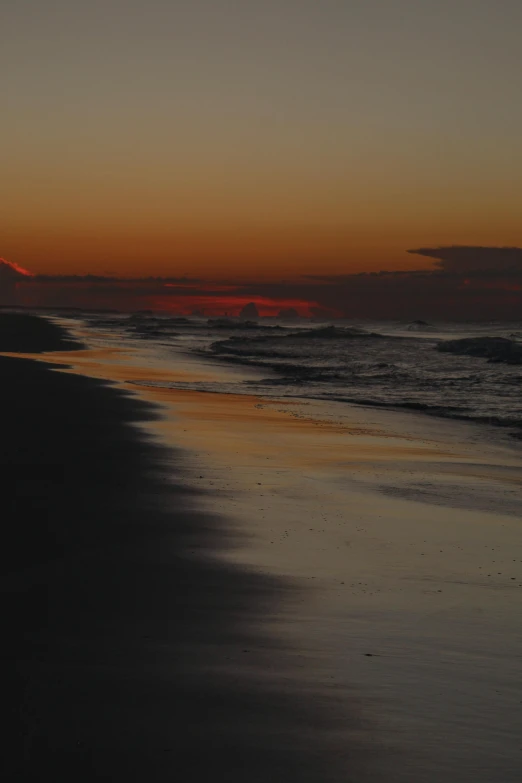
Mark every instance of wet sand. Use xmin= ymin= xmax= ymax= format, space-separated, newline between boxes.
xmin=116 ymin=383 xmax=522 ymax=782
xmin=147 ymin=390 xmax=522 ymax=783
xmin=1 ymin=316 xmax=373 ymax=781
xmin=3 ymin=314 xmax=522 ymax=781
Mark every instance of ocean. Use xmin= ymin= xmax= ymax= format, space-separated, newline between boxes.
xmin=71 ymin=314 xmax=522 ymax=436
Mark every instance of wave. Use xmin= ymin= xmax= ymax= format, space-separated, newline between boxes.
xmin=405 ymin=320 xmax=434 ymax=331
xmin=437 ymin=336 xmax=522 ymax=364
xmin=308 ymin=394 xmax=522 ymax=433
xmin=99 ymin=315 xmax=520 ymax=439
xmin=286 ymin=325 xmax=382 ymax=339
xmin=207 ymin=318 xmax=285 ymax=331
xmin=201 ymin=345 xmax=522 ymax=436
xmin=208 ymin=327 xmax=390 ymax=362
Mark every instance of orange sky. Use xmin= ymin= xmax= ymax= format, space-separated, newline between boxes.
xmin=2 ymin=1 xmax=522 ymax=280
xmin=4 ymin=217 xmax=522 ymax=281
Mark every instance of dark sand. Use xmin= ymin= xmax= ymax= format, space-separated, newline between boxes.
xmin=1 ymin=315 xmax=371 ymax=781
xmin=0 ymin=312 xmax=81 ymax=353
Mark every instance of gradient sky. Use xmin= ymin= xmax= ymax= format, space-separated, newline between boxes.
xmin=3 ymin=0 xmax=522 ymax=279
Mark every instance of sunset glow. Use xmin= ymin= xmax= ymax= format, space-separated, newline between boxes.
xmin=150 ymin=295 xmax=318 ymax=317
xmin=2 ymin=2 xmax=522 ymax=286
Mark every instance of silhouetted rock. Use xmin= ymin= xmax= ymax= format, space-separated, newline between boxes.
xmin=239 ymin=302 xmax=259 ymax=320
xmin=277 ymin=307 xmax=300 ymax=321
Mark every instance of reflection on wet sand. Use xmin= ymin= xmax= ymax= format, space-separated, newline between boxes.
xmin=2 ymin=321 xmax=378 ymax=782
xmin=1 ymin=346 xmax=216 ymax=385
xmin=5 ymin=325 xmax=522 ymax=782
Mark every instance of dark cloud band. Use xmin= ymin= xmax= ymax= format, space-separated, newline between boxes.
xmin=2 ymin=249 xmax=522 ymax=320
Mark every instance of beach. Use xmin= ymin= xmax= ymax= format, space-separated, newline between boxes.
xmin=3 ymin=313 xmax=522 ymax=781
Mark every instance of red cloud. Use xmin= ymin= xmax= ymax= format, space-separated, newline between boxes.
xmin=0 ymin=258 xmax=34 ymax=280
xmin=150 ymin=294 xmax=314 ymax=317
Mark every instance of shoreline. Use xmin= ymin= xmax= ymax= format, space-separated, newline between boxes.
xmin=1 ymin=315 xmax=373 ymax=781
xmin=3 ymin=315 xmax=522 ymax=781
xmin=16 ymin=312 xmax=522 ymax=449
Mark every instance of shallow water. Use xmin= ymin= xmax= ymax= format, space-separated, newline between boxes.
xmin=62 ymin=314 xmax=522 ymax=435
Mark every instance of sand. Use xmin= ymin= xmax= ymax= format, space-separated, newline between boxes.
xmin=3 ymin=314 xmax=522 ymax=781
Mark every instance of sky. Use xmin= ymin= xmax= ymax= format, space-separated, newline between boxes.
xmin=2 ymin=2 xmax=522 ymax=318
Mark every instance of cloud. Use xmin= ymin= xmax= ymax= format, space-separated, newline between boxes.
xmin=0 ymin=258 xmax=34 ymax=305
xmin=236 ymin=248 xmax=522 ymax=319
xmin=3 ymin=247 xmax=522 ymax=320
xmin=33 ymin=274 xmax=202 ymax=284
xmin=408 ymin=246 xmax=522 ymax=274
xmin=0 ymin=258 xmax=33 ymax=282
